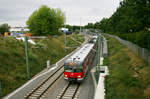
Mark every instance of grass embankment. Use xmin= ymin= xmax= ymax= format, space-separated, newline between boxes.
xmin=104 ymin=36 xmax=150 ymax=99
xmin=0 ymin=34 xmax=84 ymax=98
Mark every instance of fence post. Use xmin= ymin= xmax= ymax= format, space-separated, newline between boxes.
xmin=47 ymin=60 xmax=50 ymax=69
xmin=142 ymin=48 xmax=145 ymax=58
xmin=0 ymin=81 xmax=2 ymax=97
xmin=149 ymin=55 xmax=150 ymax=65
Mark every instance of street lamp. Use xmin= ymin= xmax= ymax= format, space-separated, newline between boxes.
xmin=25 ymin=36 xmax=30 ymax=79
xmin=64 ymin=31 xmax=66 ymax=53
xmin=97 ymin=34 xmax=101 ymax=82
xmin=80 ymin=17 xmax=82 ymax=34
xmin=0 ymin=81 xmax=2 ymax=97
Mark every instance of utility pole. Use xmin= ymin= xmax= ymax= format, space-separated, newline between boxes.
xmin=97 ymin=34 xmax=101 ymax=82
xmin=0 ymin=81 xmax=2 ymax=97
xmin=64 ymin=27 xmax=67 ymax=53
xmin=47 ymin=60 xmax=50 ymax=69
xmin=80 ymin=17 xmax=82 ymax=34
xmin=25 ymin=36 xmax=30 ymax=79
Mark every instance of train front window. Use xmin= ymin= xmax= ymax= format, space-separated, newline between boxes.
xmin=64 ymin=66 xmax=73 ymax=72
xmin=73 ymin=67 xmax=83 ymax=72
xmin=64 ymin=65 xmax=83 ymax=73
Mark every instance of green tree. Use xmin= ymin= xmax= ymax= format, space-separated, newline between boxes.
xmin=94 ymin=22 xmax=101 ymax=29
xmin=95 ymin=0 xmax=150 ymax=33
xmin=88 ymin=0 xmax=150 ymax=50
xmin=84 ymin=23 xmax=94 ymax=29
xmin=26 ymin=5 xmax=65 ymax=36
xmin=0 ymin=23 xmax=10 ymax=34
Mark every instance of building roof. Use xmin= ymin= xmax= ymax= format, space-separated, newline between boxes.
xmin=10 ymin=27 xmax=29 ymax=32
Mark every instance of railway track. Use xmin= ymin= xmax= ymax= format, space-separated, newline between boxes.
xmin=56 ymin=83 xmax=80 ymax=99
xmin=24 ymin=66 xmax=64 ymax=99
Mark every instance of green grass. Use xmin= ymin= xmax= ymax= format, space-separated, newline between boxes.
xmin=0 ymin=34 xmax=84 ymax=98
xmin=66 ymin=34 xmax=84 ymax=47
xmin=104 ymin=36 xmax=150 ymax=99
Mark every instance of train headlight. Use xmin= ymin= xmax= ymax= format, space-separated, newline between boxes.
xmin=77 ymin=75 xmax=81 ymax=78
xmin=64 ymin=75 xmax=68 ymax=77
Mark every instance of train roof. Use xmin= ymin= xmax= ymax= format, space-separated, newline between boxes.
xmin=66 ymin=43 xmax=94 ymax=63
xmin=92 ymin=36 xmax=98 ymax=39
xmin=89 ymin=36 xmax=98 ymax=44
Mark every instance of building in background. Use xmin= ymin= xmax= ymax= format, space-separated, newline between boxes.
xmin=10 ymin=27 xmax=29 ymax=33
xmin=10 ymin=27 xmax=30 ymax=37
xmin=60 ymin=28 xmax=72 ymax=35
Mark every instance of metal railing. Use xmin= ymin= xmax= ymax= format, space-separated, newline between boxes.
xmin=104 ymin=33 xmax=150 ymax=65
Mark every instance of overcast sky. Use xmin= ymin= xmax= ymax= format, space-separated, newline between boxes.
xmin=0 ymin=0 xmax=120 ymax=27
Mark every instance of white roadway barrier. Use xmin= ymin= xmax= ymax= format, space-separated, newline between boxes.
xmin=94 ymin=66 xmax=109 ymax=99
xmin=94 ymin=35 xmax=109 ymax=99
xmin=3 ymin=46 xmax=81 ymax=99
xmin=90 ymin=57 xmax=105 ymax=95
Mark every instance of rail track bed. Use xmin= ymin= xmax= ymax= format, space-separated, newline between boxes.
xmin=24 ymin=66 xmax=64 ymax=99
xmin=56 ymin=83 xmax=80 ymax=99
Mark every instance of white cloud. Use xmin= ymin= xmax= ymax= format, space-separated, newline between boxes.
xmin=0 ymin=0 xmax=120 ymax=26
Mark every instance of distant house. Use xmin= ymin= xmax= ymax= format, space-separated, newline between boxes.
xmin=11 ymin=33 xmax=24 ymax=37
xmin=10 ymin=27 xmax=30 ymax=37
xmin=10 ymin=27 xmax=29 ymax=33
xmin=24 ymin=33 xmax=32 ymax=37
xmin=60 ymin=28 xmax=72 ymax=35
xmin=4 ymin=32 xmax=11 ymax=36
xmin=60 ymin=28 xmax=69 ymax=33
xmin=10 ymin=27 xmax=22 ymax=32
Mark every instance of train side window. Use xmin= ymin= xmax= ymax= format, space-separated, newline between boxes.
xmin=86 ymin=58 xmax=88 ymax=63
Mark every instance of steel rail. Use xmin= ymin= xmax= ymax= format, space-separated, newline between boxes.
xmin=24 ymin=65 xmax=64 ymax=99
xmin=56 ymin=83 xmax=80 ymax=99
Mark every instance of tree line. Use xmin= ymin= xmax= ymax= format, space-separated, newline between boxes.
xmin=85 ymin=0 xmax=150 ymax=50
xmin=0 ymin=5 xmax=82 ymax=36
xmin=0 ymin=5 xmax=66 ymax=36
xmin=0 ymin=23 xmax=9 ymax=34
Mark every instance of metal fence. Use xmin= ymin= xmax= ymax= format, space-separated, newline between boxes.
xmin=104 ymin=34 xmax=150 ymax=65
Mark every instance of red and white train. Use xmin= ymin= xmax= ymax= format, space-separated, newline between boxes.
xmin=64 ymin=36 xmax=97 ymax=82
